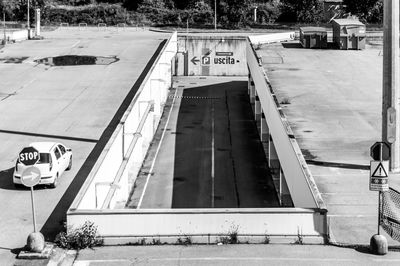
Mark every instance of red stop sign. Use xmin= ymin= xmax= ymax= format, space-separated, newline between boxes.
xmin=19 ymin=147 xmax=40 ymax=166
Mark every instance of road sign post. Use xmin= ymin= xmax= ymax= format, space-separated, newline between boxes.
xmin=369 ymin=142 xmax=390 ymax=255
xmin=19 ymin=148 xmax=45 ymax=253
xmin=21 ymin=166 xmax=41 ymax=232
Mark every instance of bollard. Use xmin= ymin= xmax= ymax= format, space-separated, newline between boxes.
xmin=27 ymin=232 xmax=45 ymax=253
xmin=370 ymin=234 xmax=388 ymax=255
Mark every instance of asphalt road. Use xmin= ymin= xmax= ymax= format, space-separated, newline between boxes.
xmin=129 ymin=77 xmax=279 ymax=209
xmin=0 ymin=28 xmax=169 ymax=265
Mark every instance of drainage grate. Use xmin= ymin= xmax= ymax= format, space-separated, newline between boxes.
xmin=169 ymin=95 xmax=220 ymax=100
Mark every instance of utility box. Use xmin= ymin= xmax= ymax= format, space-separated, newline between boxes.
xmin=332 ymin=19 xmax=366 ymax=50
xmin=299 ymin=27 xmax=328 ymax=49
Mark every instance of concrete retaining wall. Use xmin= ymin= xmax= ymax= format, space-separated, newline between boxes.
xmin=248 ymin=32 xmax=295 ymax=46
xmin=246 ymin=38 xmax=325 ymax=209
xmin=4 ymin=29 xmax=29 ymax=42
xmin=68 ymin=208 xmax=327 ymax=244
xmin=70 ymin=32 xmax=177 ymax=210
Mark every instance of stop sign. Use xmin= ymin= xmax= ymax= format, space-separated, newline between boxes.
xmin=370 ymin=142 xmax=390 ymax=161
xmin=19 ymin=147 xmax=40 ymax=166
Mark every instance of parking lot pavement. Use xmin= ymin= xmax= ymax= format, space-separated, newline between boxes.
xmin=257 ymin=41 xmax=400 ymax=245
xmin=0 ymin=27 xmax=169 ymax=265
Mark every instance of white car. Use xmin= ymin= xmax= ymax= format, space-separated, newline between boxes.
xmin=13 ymin=142 xmax=72 ymax=188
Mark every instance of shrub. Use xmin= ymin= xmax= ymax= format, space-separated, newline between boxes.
xmin=55 ymin=221 xmax=103 ymax=250
xmin=279 ymin=0 xmax=323 ymax=23
xmin=42 ymin=3 xmax=131 ymax=25
xmin=254 ymin=1 xmax=282 ymax=24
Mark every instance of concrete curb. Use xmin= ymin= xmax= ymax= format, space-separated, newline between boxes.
xmin=47 ymin=247 xmax=77 ymax=266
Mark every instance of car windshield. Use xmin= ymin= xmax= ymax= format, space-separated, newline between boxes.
xmin=37 ymin=153 xmax=50 ymax=164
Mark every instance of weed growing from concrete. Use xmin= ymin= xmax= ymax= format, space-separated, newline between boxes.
xmin=55 ymin=221 xmax=103 ymax=250
xmin=264 ymin=234 xmax=271 ymax=244
xmin=294 ymin=228 xmax=304 ymax=245
xmin=176 ymin=236 xmax=192 ymax=245
xmin=280 ymin=97 xmax=291 ymax=105
xmin=219 ymin=224 xmax=240 ymax=244
xmin=151 ymin=238 xmax=161 ymax=245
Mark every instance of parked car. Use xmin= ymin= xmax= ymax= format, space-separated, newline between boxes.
xmin=13 ymin=142 xmax=72 ymax=188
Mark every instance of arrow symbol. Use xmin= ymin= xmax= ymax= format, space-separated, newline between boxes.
xmin=25 ymin=172 xmax=39 ymax=181
xmin=191 ymin=56 xmax=200 ymax=65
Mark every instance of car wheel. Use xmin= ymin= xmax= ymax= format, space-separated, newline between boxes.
xmin=50 ymin=173 xmax=59 ymax=188
xmin=66 ymin=156 xmax=72 ymax=171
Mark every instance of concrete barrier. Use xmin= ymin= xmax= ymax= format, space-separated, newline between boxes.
xmin=3 ymin=29 xmax=29 ymax=42
xmin=246 ymin=38 xmax=325 ymax=209
xmin=69 ymin=31 xmax=177 ymax=210
xmin=248 ymin=32 xmax=295 ymax=46
xmin=68 ymin=208 xmax=327 ymax=244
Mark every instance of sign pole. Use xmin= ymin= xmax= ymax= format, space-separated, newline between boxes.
xmin=382 ymin=0 xmax=400 ymax=172
xmin=378 ymin=191 xmax=381 ymax=235
xmin=30 ymin=186 xmax=37 ymax=232
xmin=369 ymin=142 xmax=389 ymax=255
xmin=377 ymin=144 xmax=383 ymax=235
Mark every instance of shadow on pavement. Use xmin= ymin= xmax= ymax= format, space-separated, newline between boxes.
xmin=40 ymin=40 xmax=167 ymax=241
xmin=0 ymin=167 xmax=15 ymax=190
xmin=171 ymin=81 xmax=279 ymax=208
xmin=306 ymin=160 xmax=370 ymax=170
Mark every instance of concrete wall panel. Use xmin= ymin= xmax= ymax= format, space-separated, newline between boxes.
xmin=177 ymin=36 xmax=247 ymax=76
xmin=68 ymin=208 xmax=327 ymax=244
xmin=246 ymin=40 xmax=325 ymax=209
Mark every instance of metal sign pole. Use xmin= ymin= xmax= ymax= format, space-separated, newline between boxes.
xmin=30 ymin=186 xmax=37 ymax=232
xmin=378 ymin=191 xmax=381 ymax=235
xmin=378 ymin=143 xmax=383 ymax=235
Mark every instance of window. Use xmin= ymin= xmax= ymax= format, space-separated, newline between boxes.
xmin=54 ymin=147 xmax=61 ymax=160
xmin=58 ymin=144 xmax=66 ymax=155
xmin=37 ymin=153 xmax=50 ymax=164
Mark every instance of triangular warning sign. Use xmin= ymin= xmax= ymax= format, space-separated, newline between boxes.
xmin=372 ymin=162 xmax=388 ymax=178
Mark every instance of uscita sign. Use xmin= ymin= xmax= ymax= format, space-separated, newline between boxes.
xmin=214 ymin=56 xmax=236 ymax=64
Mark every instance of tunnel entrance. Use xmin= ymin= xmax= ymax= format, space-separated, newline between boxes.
xmin=127 ymin=77 xmax=286 ymax=209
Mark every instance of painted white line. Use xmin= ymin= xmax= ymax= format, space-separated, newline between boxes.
xmin=74 ymin=256 xmax=400 ymax=264
xmin=149 ymin=257 xmax=400 ymax=262
xmin=328 ymin=214 xmax=375 ymax=218
xmin=137 ymin=88 xmax=178 ymax=209
xmin=211 ymin=100 xmax=215 ymax=208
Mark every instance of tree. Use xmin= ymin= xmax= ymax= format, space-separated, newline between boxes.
xmin=218 ymin=0 xmax=251 ymax=28
xmin=343 ymin=0 xmax=383 ymax=23
xmin=280 ymin=0 xmax=323 ymax=23
xmin=254 ymin=1 xmax=281 ymax=24
xmin=1 ymin=0 xmax=46 ymax=21
xmin=123 ymin=0 xmax=142 ymax=11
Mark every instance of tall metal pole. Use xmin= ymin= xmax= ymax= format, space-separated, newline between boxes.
xmin=27 ymin=0 xmax=30 ymax=29
xmin=3 ymin=11 xmax=5 ymax=45
xmin=214 ymin=0 xmax=217 ymax=30
xmin=382 ymin=0 xmax=400 ymax=172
